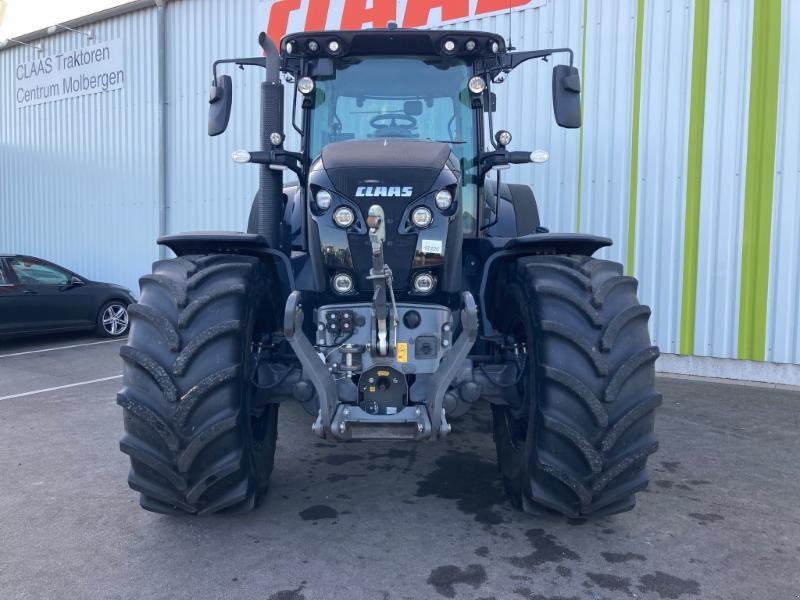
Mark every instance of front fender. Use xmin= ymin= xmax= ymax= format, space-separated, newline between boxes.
xmin=476 ymin=233 xmax=611 ymax=336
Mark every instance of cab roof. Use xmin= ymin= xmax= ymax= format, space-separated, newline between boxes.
xmin=280 ymin=28 xmax=506 ymax=62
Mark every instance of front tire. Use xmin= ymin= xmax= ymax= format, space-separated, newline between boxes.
xmin=491 ymin=255 xmax=660 ymax=517
xmin=117 ymin=254 xmax=278 ymax=515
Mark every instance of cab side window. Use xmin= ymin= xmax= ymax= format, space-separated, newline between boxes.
xmin=8 ymin=257 xmax=71 ymax=285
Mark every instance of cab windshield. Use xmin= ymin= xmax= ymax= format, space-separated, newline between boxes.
xmin=308 ymin=56 xmax=479 ymax=234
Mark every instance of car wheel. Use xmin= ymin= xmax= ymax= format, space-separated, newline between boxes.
xmin=97 ymin=301 xmax=130 ymax=337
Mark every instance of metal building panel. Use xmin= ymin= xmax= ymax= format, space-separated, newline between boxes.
xmin=165 ymin=0 xmax=264 ymax=236
xmin=634 ymin=0 xmax=693 ymax=354
xmin=693 ymin=0 xmax=753 ymax=358
xmin=766 ymin=0 xmax=800 ymax=364
xmin=577 ymin=0 xmax=638 ymax=264
xmin=0 ymin=8 xmax=160 ymax=293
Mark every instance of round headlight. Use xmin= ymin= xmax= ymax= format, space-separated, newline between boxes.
xmin=413 ymin=273 xmax=435 ymax=295
xmin=269 ymin=131 xmax=283 ymax=146
xmin=434 ymin=189 xmax=453 ymax=211
xmin=468 ymin=76 xmax=486 ymax=94
xmin=465 ymin=39 xmax=477 ymax=51
xmin=443 ymin=39 xmax=456 ymax=53
xmin=490 ymin=41 xmax=500 ymax=53
xmin=285 ymin=41 xmax=294 ymax=54
xmin=328 ymin=39 xmax=340 ymax=53
xmin=332 ymin=273 xmax=354 ymax=294
xmin=495 ymin=130 xmax=512 ymax=147
xmin=333 ymin=206 xmax=355 ymax=228
xmin=297 ymin=76 xmax=315 ymax=95
xmin=307 ymin=39 xmax=319 ymax=52
xmin=411 ymin=207 xmax=433 ymax=228
xmin=315 ymin=189 xmax=332 ymax=210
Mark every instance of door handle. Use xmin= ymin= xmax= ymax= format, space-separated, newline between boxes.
xmin=23 ymin=289 xmax=36 ymax=295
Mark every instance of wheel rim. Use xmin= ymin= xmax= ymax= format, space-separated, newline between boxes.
xmin=102 ymin=304 xmax=129 ymax=335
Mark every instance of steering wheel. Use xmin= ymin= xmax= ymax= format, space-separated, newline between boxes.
xmin=369 ymin=113 xmax=418 ymax=136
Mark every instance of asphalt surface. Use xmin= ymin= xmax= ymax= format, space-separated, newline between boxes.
xmin=1 ymin=333 xmax=799 ymax=600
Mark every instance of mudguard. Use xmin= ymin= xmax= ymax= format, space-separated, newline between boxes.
xmin=477 ymin=233 xmax=612 ymax=337
xmin=157 ymin=231 xmax=295 ymax=292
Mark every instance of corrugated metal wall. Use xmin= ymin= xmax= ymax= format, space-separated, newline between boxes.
xmin=0 ymin=8 xmax=160 ymax=293
xmin=766 ymin=0 xmax=800 ymax=364
xmin=1 ymin=0 xmax=798 ymax=371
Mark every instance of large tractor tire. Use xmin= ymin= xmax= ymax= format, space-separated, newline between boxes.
xmin=491 ymin=255 xmax=660 ymax=517
xmin=118 ymin=254 xmax=278 ymax=515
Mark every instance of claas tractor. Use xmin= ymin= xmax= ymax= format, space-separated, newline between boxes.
xmin=117 ymin=25 xmax=660 ymax=517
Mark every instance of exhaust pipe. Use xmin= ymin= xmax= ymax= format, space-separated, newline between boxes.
xmin=256 ymin=32 xmax=284 ymax=250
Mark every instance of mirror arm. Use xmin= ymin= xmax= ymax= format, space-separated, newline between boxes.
xmin=212 ymin=57 xmax=267 ymax=85
xmin=474 ymin=47 xmax=574 ymax=78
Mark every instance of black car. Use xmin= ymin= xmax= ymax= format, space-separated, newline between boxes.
xmin=0 ymin=254 xmax=135 ymax=339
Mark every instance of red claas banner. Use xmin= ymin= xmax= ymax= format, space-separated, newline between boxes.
xmin=266 ymin=0 xmax=547 ymax=46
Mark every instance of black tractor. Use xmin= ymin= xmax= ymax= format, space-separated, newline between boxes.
xmin=117 ymin=26 xmax=660 ymax=517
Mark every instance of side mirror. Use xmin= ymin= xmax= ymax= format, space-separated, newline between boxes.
xmin=208 ymin=75 xmax=233 ymax=137
xmin=552 ymin=65 xmax=581 ymax=128
xmin=70 ymin=276 xmax=84 ymax=286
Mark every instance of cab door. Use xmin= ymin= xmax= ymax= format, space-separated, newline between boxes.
xmin=5 ymin=256 xmax=93 ymax=332
xmin=0 ymin=259 xmax=29 ymax=334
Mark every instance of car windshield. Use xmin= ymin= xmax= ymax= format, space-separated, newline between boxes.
xmin=309 ymin=56 xmax=480 ymax=234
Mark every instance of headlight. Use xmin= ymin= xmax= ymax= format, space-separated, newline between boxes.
xmin=468 ymin=76 xmax=486 ymax=94
xmin=443 ymin=39 xmax=456 ymax=53
xmin=413 ymin=272 xmax=435 ymax=294
xmin=332 ymin=273 xmax=354 ymax=294
xmin=307 ymin=39 xmax=319 ymax=52
xmin=315 ymin=189 xmax=332 ymax=210
xmin=411 ymin=207 xmax=433 ymax=228
xmin=333 ymin=206 xmax=355 ymax=228
xmin=327 ymin=39 xmax=341 ymax=54
xmin=490 ymin=41 xmax=500 ymax=53
xmin=434 ymin=189 xmax=453 ymax=211
xmin=297 ymin=76 xmax=315 ymax=94
xmin=465 ymin=39 xmax=477 ymax=51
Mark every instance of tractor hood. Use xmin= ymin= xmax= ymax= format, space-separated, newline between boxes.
xmin=308 ymin=139 xmax=463 ymax=296
xmin=321 ymin=139 xmax=452 ymax=201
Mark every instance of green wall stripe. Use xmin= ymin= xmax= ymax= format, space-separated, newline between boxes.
xmin=575 ymin=0 xmax=588 ymax=232
xmin=626 ymin=0 xmax=645 ymax=275
xmin=679 ymin=0 xmax=710 ymax=356
xmin=738 ymin=0 xmax=781 ymax=361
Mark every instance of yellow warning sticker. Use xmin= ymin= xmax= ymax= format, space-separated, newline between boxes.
xmin=397 ymin=343 xmax=408 ymax=363
xmin=377 ymin=370 xmax=390 ymax=376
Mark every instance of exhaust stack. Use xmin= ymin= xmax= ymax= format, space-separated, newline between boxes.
xmin=257 ymin=32 xmax=284 ymax=250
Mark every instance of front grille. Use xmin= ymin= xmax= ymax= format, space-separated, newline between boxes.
xmin=348 ymin=233 xmax=418 ymax=290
